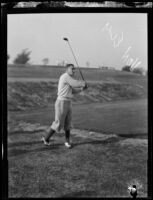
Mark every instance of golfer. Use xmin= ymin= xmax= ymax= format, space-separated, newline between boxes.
xmin=42 ymin=63 xmax=87 ymax=148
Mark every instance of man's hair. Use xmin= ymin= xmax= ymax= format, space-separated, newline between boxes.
xmin=66 ymin=63 xmax=74 ymax=68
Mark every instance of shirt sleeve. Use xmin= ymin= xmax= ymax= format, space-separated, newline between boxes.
xmin=66 ymin=74 xmax=84 ymax=88
xmin=72 ymin=88 xmax=83 ymax=94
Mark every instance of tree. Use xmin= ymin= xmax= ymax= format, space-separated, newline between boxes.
xmin=13 ymin=49 xmax=31 ymax=65
xmin=122 ymin=65 xmax=131 ymax=72
xmin=42 ymin=58 xmax=49 ymax=65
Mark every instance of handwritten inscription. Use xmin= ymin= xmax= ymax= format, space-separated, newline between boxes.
xmin=101 ymin=22 xmax=142 ymax=69
xmin=121 ymin=46 xmax=141 ymax=69
xmin=101 ymin=22 xmax=123 ymax=48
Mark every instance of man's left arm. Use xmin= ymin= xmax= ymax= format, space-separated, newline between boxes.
xmin=72 ymin=88 xmax=83 ymax=94
xmin=72 ymin=83 xmax=88 ymax=94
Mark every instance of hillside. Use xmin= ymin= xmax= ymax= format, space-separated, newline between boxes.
xmin=7 ymin=81 xmax=147 ymax=111
xmin=8 ymin=64 xmax=147 ymax=87
xmin=7 ymin=64 xmax=147 ymax=111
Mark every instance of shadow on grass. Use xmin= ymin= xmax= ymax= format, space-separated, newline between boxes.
xmin=8 ymin=141 xmax=41 ymax=147
xmin=117 ymin=133 xmax=147 ymax=139
xmin=8 ymin=143 xmax=63 ymax=157
xmin=8 ymin=137 xmax=120 ymax=157
xmin=8 ymin=133 xmax=147 ymax=157
xmin=8 ymin=130 xmax=44 ymax=135
xmin=60 ymin=190 xmax=97 ymax=198
xmin=73 ymin=136 xmax=120 ymax=147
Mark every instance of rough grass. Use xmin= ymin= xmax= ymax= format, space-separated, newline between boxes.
xmin=7 ymin=81 xmax=147 ymax=111
xmin=8 ymin=122 xmax=147 ymax=198
xmin=7 ymin=64 xmax=147 ymax=111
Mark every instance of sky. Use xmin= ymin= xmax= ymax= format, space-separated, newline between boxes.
xmin=7 ymin=13 xmax=147 ymax=70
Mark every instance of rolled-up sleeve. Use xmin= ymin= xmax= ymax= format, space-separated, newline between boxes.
xmin=66 ymin=75 xmax=84 ymax=88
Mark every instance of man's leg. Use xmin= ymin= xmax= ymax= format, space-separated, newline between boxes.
xmin=65 ymin=129 xmax=70 ymax=143
xmin=65 ymin=129 xmax=72 ymax=148
xmin=44 ymin=127 xmax=55 ymax=142
xmin=42 ymin=99 xmax=61 ymax=145
xmin=64 ymin=102 xmax=72 ymax=148
xmin=42 ymin=99 xmax=67 ymax=145
xmin=41 ymin=127 xmax=55 ymax=145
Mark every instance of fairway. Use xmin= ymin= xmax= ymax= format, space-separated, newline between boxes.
xmin=8 ymin=98 xmax=147 ymax=137
xmin=73 ymin=99 xmax=147 ymax=136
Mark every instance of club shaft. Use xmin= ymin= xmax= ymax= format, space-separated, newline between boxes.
xmin=67 ymin=41 xmax=85 ymax=81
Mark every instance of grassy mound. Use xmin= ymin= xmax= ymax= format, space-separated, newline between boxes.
xmin=8 ymin=121 xmax=147 ymax=198
xmin=7 ymin=81 xmax=147 ymax=111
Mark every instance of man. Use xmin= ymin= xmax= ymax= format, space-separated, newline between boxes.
xmin=42 ymin=63 xmax=87 ymax=148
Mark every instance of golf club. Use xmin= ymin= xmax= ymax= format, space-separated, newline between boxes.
xmin=63 ymin=37 xmax=85 ymax=82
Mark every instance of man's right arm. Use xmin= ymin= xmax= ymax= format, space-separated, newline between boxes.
xmin=66 ymin=75 xmax=85 ymax=88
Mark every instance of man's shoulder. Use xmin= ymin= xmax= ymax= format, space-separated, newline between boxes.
xmin=60 ymin=72 xmax=70 ymax=80
xmin=59 ymin=72 xmax=68 ymax=82
xmin=60 ymin=72 xmax=67 ymax=77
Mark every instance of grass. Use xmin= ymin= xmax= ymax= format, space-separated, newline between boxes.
xmin=7 ymin=64 xmax=147 ymax=88
xmin=7 ymin=81 xmax=147 ymax=111
xmin=8 ymin=99 xmax=147 ymax=136
xmin=8 ymin=123 xmax=147 ymax=198
xmin=7 ymin=64 xmax=148 ymax=197
xmin=7 ymin=99 xmax=148 ymax=197
xmin=7 ymin=64 xmax=147 ymax=112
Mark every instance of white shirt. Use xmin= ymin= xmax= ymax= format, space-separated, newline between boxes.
xmin=57 ymin=72 xmax=84 ymax=101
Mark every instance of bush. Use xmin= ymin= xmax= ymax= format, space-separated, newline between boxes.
xmin=122 ymin=65 xmax=131 ymax=72
xmin=13 ymin=49 xmax=31 ymax=65
xmin=42 ymin=58 xmax=49 ymax=65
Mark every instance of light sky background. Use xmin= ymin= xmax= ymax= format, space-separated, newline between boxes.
xmin=8 ymin=13 xmax=147 ymax=70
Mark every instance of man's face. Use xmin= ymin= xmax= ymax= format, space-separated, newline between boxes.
xmin=67 ymin=66 xmax=75 ymax=76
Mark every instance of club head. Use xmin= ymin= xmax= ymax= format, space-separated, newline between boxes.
xmin=63 ymin=37 xmax=68 ymax=41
